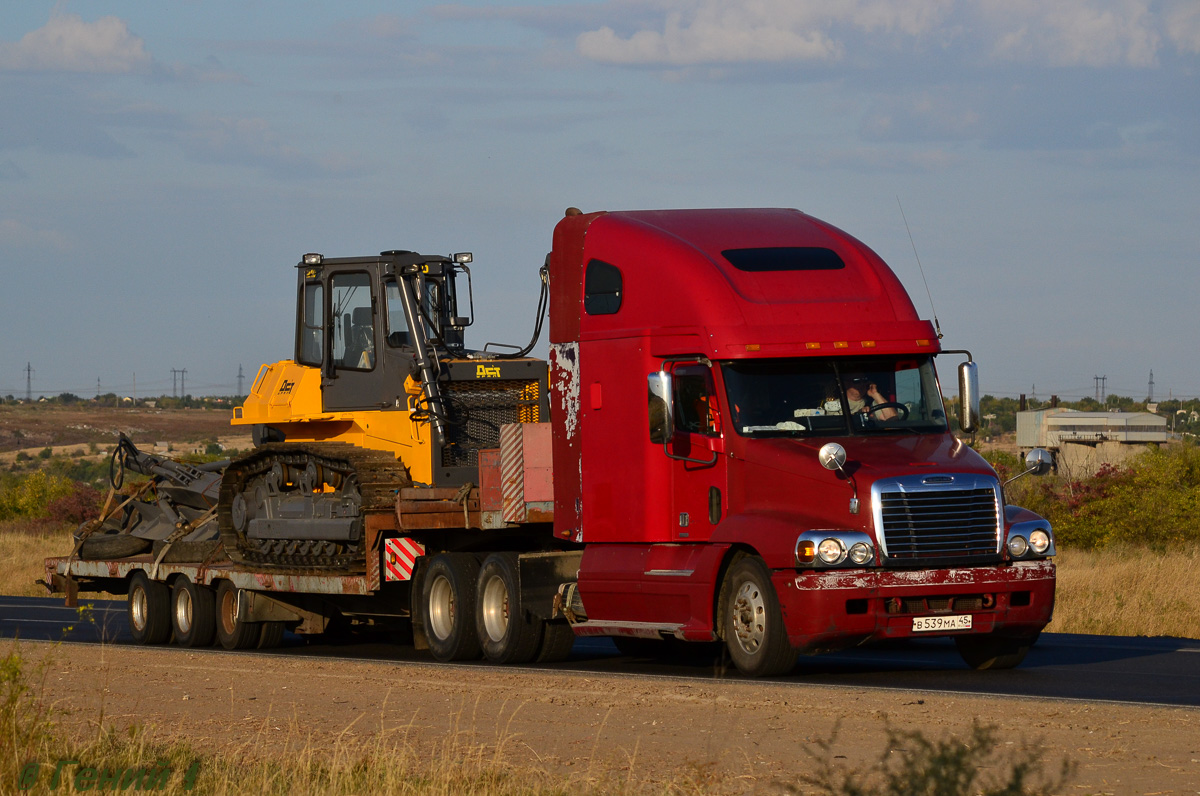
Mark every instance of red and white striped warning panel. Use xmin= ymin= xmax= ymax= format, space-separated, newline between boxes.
xmin=383 ymin=537 xmax=425 ymax=582
xmin=500 ymin=423 xmax=526 ymax=523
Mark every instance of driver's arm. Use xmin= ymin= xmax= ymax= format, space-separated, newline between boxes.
xmin=868 ymin=385 xmax=897 ymax=420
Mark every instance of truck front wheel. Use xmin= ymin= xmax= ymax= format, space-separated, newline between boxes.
xmin=128 ymin=571 xmax=171 ymax=645
xmin=955 ymin=634 xmax=1033 ymax=670
xmin=476 ymin=552 xmax=543 ymax=664
xmin=721 ymin=556 xmax=796 ymax=677
xmin=421 ymin=553 xmax=482 ymax=662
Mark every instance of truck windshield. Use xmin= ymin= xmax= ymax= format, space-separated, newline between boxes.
xmin=722 ymin=356 xmax=947 ymax=437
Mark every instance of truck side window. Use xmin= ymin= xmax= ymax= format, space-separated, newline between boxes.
xmin=331 ymin=272 xmax=375 ymax=370
xmin=673 ymin=366 xmax=720 ymax=436
xmin=584 ymin=260 xmax=622 ymax=315
xmin=383 ymin=280 xmax=410 ymax=347
xmin=298 ymin=281 xmax=323 ymax=366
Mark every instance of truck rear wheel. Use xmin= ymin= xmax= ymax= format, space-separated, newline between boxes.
xmin=215 ymin=580 xmax=260 ymax=650
xmin=257 ymin=621 xmax=285 ymax=649
xmin=535 ymin=622 xmax=576 ymax=663
xmin=955 ymin=634 xmax=1033 ymax=670
xmin=421 ymin=553 xmax=482 ymax=662
xmin=476 ymin=553 xmax=543 ymax=664
xmin=128 ymin=571 xmax=171 ymax=645
xmin=171 ymin=576 xmax=215 ymax=648
xmin=721 ymin=556 xmax=796 ymax=677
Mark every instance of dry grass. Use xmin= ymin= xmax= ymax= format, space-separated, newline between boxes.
xmin=0 ymin=522 xmax=71 ymax=597
xmin=1046 ymin=545 xmax=1200 ymax=639
xmin=1 ymin=642 xmax=733 ymax=796
xmin=2 ymin=640 xmax=1075 ymax=796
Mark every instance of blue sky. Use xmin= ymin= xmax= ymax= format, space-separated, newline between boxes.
xmin=1 ymin=0 xmax=1197 ymax=402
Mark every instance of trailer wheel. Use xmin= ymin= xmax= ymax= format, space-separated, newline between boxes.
xmin=257 ymin=621 xmax=285 ymax=650
xmin=535 ymin=621 xmax=576 ymax=663
xmin=420 ymin=553 xmax=482 ymax=662
xmin=215 ymin=580 xmax=260 ymax=650
xmin=476 ymin=553 xmax=543 ymax=664
xmin=128 ymin=571 xmax=171 ymax=645
xmin=721 ymin=556 xmax=796 ymax=677
xmin=171 ymin=576 xmax=216 ymax=648
xmin=955 ymin=634 xmax=1033 ymax=670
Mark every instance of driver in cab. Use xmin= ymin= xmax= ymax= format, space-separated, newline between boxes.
xmin=837 ymin=375 xmax=898 ymax=421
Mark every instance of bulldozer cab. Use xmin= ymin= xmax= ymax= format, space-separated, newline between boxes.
xmin=294 ymin=251 xmax=473 ymax=412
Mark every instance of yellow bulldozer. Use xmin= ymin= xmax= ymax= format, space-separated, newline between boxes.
xmin=221 ymin=250 xmax=548 ymax=570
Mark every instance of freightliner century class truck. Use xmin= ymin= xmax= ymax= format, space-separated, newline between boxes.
xmin=46 ymin=207 xmax=1056 ymax=677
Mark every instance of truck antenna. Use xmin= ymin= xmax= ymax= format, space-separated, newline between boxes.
xmin=897 ymin=197 xmax=943 ymax=339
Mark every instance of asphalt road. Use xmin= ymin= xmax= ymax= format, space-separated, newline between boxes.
xmin=3 ymin=595 xmax=1198 ymax=708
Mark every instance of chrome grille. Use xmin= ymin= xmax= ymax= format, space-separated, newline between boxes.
xmin=872 ymin=476 xmax=1001 ymax=564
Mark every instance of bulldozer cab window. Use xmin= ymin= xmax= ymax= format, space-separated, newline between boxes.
xmin=383 ymin=280 xmax=410 ymax=348
xmin=331 ymin=272 xmax=375 ymax=370
xmin=298 ymin=281 xmax=323 ymax=366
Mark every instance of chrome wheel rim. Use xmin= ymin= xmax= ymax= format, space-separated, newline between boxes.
xmin=220 ymin=588 xmax=237 ymax=634
xmin=428 ymin=574 xmax=455 ymax=641
xmin=480 ymin=574 xmax=510 ymax=643
xmin=731 ymin=580 xmax=766 ymax=655
xmin=174 ymin=588 xmax=193 ymax=634
xmin=131 ymin=587 xmax=147 ymax=632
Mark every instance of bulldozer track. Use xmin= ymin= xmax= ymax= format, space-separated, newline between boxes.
xmin=217 ymin=442 xmax=409 ymax=573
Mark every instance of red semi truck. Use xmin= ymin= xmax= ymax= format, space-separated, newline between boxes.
xmin=46 ymin=207 xmax=1055 ymax=676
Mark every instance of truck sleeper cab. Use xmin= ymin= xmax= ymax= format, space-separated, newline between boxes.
xmin=549 ymin=208 xmax=1055 ymax=675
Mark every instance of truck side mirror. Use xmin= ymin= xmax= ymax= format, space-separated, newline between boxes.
xmin=1024 ymin=448 xmax=1053 ymax=476
xmin=958 ymin=360 xmax=980 ymax=434
xmin=1003 ymin=447 xmax=1054 ymax=486
xmin=648 ymin=371 xmax=674 ymax=444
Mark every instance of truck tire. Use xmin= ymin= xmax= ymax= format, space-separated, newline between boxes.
xmin=171 ymin=576 xmax=216 ymax=648
xmin=128 ymin=571 xmax=171 ymax=645
xmin=535 ymin=621 xmax=576 ymax=663
xmin=215 ymin=580 xmax=260 ymax=650
xmin=955 ymin=634 xmax=1033 ymax=670
xmin=81 ymin=533 xmax=152 ymax=561
xmin=476 ymin=553 xmax=543 ymax=664
xmin=721 ymin=556 xmax=796 ymax=677
xmin=420 ymin=553 xmax=482 ymax=662
xmin=257 ymin=621 xmax=285 ymax=649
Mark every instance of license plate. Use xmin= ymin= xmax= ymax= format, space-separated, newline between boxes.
xmin=912 ymin=614 xmax=972 ymax=632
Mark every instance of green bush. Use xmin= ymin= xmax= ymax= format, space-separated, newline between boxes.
xmin=1006 ymin=442 xmax=1200 ymax=550
xmin=792 ymin=721 xmax=1072 ymax=796
xmin=0 ymin=470 xmax=75 ymax=521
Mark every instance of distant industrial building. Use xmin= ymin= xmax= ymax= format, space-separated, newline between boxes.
xmin=1016 ymin=409 xmax=1170 ymax=477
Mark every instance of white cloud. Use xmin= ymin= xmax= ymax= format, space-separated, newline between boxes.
xmin=0 ymin=11 xmax=151 ymax=74
xmin=1163 ymin=0 xmax=1200 ymax=54
xmin=174 ymin=116 xmax=366 ymax=179
xmin=0 ymin=218 xmax=71 ymax=251
xmin=980 ymin=0 xmax=1161 ymax=67
xmin=577 ymin=0 xmax=952 ymax=66
xmin=572 ymin=0 xmax=1200 ymax=69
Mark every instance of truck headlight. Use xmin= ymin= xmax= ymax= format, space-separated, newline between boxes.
xmin=817 ymin=538 xmax=847 ymax=565
xmin=1007 ymin=535 xmax=1029 ymax=557
xmin=848 ymin=542 xmax=874 ymax=565
xmin=1029 ymin=529 xmax=1051 ymax=555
